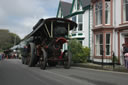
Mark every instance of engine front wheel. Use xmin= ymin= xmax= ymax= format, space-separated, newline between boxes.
xmin=63 ymin=51 xmax=71 ymax=69
xmin=40 ymin=48 xmax=47 ymax=70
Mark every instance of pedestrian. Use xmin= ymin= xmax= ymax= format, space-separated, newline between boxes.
xmin=0 ymin=54 xmax=2 ymax=60
xmin=123 ymin=44 xmax=128 ymax=69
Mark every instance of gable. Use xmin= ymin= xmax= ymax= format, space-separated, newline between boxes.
xmin=80 ymin=0 xmax=91 ymax=8
xmin=71 ymin=0 xmax=83 ymax=13
xmin=56 ymin=2 xmax=63 ymax=18
xmin=57 ymin=1 xmax=71 ymax=18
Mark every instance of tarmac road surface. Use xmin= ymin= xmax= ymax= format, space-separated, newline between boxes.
xmin=0 ymin=59 xmax=128 ymax=85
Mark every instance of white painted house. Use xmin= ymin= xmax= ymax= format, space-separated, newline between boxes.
xmin=56 ymin=0 xmax=93 ymax=60
xmin=56 ymin=0 xmax=128 ymax=65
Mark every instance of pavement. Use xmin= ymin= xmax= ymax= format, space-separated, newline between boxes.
xmin=0 ymin=59 xmax=128 ymax=85
xmin=73 ymin=62 xmax=128 ymax=73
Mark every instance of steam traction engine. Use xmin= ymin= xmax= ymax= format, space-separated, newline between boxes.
xmin=24 ymin=18 xmax=77 ymax=70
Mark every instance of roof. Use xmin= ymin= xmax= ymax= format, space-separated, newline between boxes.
xmin=80 ymin=0 xmax=91 ymax=8
xmin=24 ymin=18 xmax=77 ymax=39
xmin=60 ymin=1 xmax=72 ymax=17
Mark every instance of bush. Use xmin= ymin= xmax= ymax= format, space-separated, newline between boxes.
xmin=69 ymin=39 xmax=90 ymax=63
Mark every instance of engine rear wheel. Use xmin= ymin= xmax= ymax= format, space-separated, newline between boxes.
xmin=27 ymin=43 xmax=37 ymax=67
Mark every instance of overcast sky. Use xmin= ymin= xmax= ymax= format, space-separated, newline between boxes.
xmin=0 ymin=0 xmax=72 ymax=39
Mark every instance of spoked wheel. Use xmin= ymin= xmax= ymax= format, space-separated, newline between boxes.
xmin=63 ymin=50 xmax=71 ymax=69
xmin=27 ymin=43 xmax=37 ymax=67
xmin=40 ymin=48 xmax=47 ymax=70
xmin=26 ymin=48 xmax=31 ymax=65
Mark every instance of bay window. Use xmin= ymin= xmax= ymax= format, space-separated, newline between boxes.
xmin=106 ymin=33 xmax=111 ymax=56
xmin=123 ymin=0 xmax=128 ymax=22
xmin=96 ymin=34 xmax=103 ymax=56
xmin=72 ymin=14 xmax=83 ymax=31
xmin=95 ymin=1 xmax=102 ymax=25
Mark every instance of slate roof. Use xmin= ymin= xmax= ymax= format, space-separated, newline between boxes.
xmin=60 ymin=1 xmax=72 ymax=17
xmin=80 ymin=0 xmax=91 ymax=8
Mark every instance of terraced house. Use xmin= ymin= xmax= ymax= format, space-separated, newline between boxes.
xmin=56 ymin=0 xmax=93 ymax=60
xmin=91 ymin=0 xmax=128 ymax=65
xmin=57 ymin=0 xmax=128 ymax=65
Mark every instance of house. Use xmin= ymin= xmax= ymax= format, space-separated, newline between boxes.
xmin=56 ymin=0 xmax=93 ymax=60
xmin=56 ymin=0 xmax=128 ymax=64
xmin=91 ymin=0 xmax=128 ymax=65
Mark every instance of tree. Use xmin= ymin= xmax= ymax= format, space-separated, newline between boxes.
xmin=69 ymin=39 xmax=90 ymax=63
xmin=0 ymin=29 xmax=21 ymax=51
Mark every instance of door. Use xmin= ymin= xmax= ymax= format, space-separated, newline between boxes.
xmin=125 ymin=38 xmax=128 ymax=44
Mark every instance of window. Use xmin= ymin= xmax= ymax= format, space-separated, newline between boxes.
xmin=105 ymin=0 xmax=111 ymax=24
xmin=78 ymin=14 xmax=83 ymax=31
xmin=95 ymin=1 xmax=102 ymax=25
xmin=106 ymin=33 xmax=111 ymax=56
xmin=123 ymin=0 xmax=128 ymax=22
xmin=72 ymin=16 xmax=77 ymax=31
xmin=72 ymin=16 xmax=76 ymax=22
xmin=95 ymin=34 xmax=103 ymax=56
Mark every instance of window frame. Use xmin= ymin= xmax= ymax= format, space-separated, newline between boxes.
xmin=123 ymin=0 xmax=128 ymax=23
xmin=72 ymin=14 xmax=83 ymax=31
xmin=95 ymin=1 xmax=103 ymax=26
xmin=105 ymin=0 xmax=111 ymax=25
xmin=78 ymin=14 xmax=83 ymax=31
xmin=95 ymin=34 xmax=103 ymax=56
xmin=105 ymin=33 xmax=111 ymax=56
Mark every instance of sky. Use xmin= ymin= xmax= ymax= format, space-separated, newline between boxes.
xmin=0 ymin=0 xmax=72 ymax=39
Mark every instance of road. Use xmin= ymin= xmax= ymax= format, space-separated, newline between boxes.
xmin=0 ymin=59 xmax=128 ymax=85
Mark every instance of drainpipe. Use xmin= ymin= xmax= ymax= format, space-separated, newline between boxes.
xmin=113 ymin=0 xmax=117 ymax=63
xmin=88 ymin=5 xmax=91 ymax=61
xmin=88 ymin=5 xmax=91 ymax=49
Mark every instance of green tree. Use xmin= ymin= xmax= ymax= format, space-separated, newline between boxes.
xmin=69 ymin=39 xmax=90 ymax=63
xmin=0 ymin=29 xmax=21 ymax=51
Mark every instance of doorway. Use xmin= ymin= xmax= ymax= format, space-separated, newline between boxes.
xmin=125 ymin=38 xmax=128 ymax=44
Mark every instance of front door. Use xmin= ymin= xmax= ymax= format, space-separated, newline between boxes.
xmin=125 ymin=38 xmax=128 ymax=44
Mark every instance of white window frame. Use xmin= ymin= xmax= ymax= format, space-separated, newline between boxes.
xmin=123 ymin=0 xmax=128 ymax=22
xmin=95 ymin=34 xmax=103 ymax=56
xmin=72 ymin=16 xmax=77 ymax=31
xmin=78 ymin=14 xmax=83 ymax=31
xmin=72 ymin=14 xmax=83 ymax=32
xmin=105 ymin=1 xmax=111 ymax=25
xmin=95 ymin=1 xmax=103 ymax=26
xmin=105 ymin=33 xmax=111 ymax=56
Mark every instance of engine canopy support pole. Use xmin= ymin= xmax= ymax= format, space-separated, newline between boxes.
xmin=51 ymin=21 xmax=53 ymax=38
xmin=68 ymin=23 xmax=70 ymax=38
xmin=45 ymin=24 xmax=51 ymax=38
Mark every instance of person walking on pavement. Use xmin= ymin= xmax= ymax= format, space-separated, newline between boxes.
xmin=123 ymin=43 xmax=128 ymax=69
